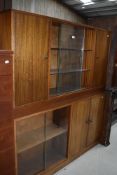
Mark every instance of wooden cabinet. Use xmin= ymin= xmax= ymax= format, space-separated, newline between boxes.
xmin=69 ymin=94 xmax=105 ymax=158
xmin=9 ymin=11 xmax=110 ymax=106
xmin=0 ymin=10 xmax=110 ymax=175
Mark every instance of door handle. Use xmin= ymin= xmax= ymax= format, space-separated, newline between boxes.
xmin=89 ymin=119 xmax=93 ymax=123
xmin=86 ymin=119 xmax=93 ymax=124
xmin=44 ymin=56 xmax=48 ymax=59
xmin=4 ymin=60 xmax=10 ymax=64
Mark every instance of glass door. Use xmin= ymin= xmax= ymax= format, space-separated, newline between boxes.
xmin=50 ymin=23 xmax=88 ymax=96
xmin=45 ymin=107 xmax=70 ymax=168
xmin=15 ymin=106 xmax=70 ymax=175
xmin=15 ymin=114 xmax=45 ymax=175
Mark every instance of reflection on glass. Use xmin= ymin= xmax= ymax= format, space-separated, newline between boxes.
xmin=45 ymin=108 xmax=69 ymax=168
xmin=16 ymin=114 xmax=45 ymax=175
xmin=15 ymin=107 xmax=70 ymax=175
xmin=50 ymin=23 xmax=87 ymax=96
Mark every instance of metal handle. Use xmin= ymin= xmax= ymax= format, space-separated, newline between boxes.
xmin=89 ymin=119 xmax=93 ymax=123
xmin=4 ymin=60 xmax=10 ymax=64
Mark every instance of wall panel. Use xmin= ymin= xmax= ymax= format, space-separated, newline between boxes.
xmin=12 ymin=0 xmax=85 ymax=23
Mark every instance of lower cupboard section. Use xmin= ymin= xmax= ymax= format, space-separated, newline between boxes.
xmin=15 ymin=107 xmax=70 ymax=175
xmin=14 ymin=94 xmax=105 ymax=175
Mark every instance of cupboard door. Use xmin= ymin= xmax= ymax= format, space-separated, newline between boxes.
xmin=87 ymin=95 xmax=104 ymax=146
xmin=69 ymin=98 xmax=90 ymax=158
xmin=94 ymin=30 xmax=110 ymax=87
xmin=14 ymin=12 xmax=50 ymax=106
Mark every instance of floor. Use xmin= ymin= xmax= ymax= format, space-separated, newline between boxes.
xmin=55 ymin=124 xmax=117 ymax=175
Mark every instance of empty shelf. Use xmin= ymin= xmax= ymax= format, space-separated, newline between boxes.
xmin=50 ymin=87 xmax=86 ymax=96
xmin=50 ymin=69 xmax=90 ymax=75
xmin=51 ymin=48 xmax=92 ymax=51
xmin=17 ymin=124 xmax=67 ymax=153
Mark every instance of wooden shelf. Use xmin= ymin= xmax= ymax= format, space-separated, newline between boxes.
xmin=50 ymin=69 xmax=90 ymax=75
xmin=50 ymin=87 xmax=86 ymax=96
xmin=17 ymin=124 xmax=67 ymax=153
xmin=51 ymin=48 xmax=92 ymax=51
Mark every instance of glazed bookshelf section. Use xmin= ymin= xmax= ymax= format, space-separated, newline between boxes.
xmin=49 ymin=22 xmax=95 ymax=96
xmin=15 ymin=106 xmax=70 ymax=175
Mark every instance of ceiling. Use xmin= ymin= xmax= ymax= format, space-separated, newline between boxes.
xmin=60 ymin=0 xmax=117 ymax=17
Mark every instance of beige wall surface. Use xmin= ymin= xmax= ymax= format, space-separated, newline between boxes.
xmin=12 ymin=0 xmax=85 ymax=23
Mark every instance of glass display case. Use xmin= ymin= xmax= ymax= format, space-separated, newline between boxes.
xmin=50 ymin=23 xmax=90 ymax=96
xmin=15 ymin=107 xmax=70 ymax=175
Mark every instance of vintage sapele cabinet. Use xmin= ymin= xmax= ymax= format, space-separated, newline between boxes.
xmin=0 ymin=10 xmax=110 ymax=175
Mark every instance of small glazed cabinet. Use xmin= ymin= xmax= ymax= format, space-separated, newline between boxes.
xmin=0 ymin=9 xmax=110 ymax=175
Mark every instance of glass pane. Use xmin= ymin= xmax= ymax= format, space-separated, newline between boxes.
xmin=45 ymin=107 xmax=69 ymax=168
xmin=57 ymin=72 xmax=82 ymax=93
xmin=50 ymin=23 xmax=86 ymax=96
xmin=59 ymin=50 xmax=83 ymax=71
xmin=16 ymin=114 xmax=45 ymax=175
xmin=59 ymin=24 xmax=84 ymax=50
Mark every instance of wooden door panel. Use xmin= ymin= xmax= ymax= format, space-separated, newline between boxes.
xmin=83 ymin=29 xmax=96 ymax=88
xmin=94 ymin=30 xmax=110 ymax=87
xmin=69 ymin=98 xmax=90 ymax=158
xmin=87 ymin=94 xmax=104 ymax=146
xmin=14 ymin=12 xmax=50 ymax=106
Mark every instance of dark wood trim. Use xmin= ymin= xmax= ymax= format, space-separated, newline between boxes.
xmin=3 ymin=9 xmax=111 ymax=32
xmin=13 ymin=87 xmax=104 ymax=119
xmin=100 ymin=91 xmax=112 ymax=146
xmin=0 ymin=50 xmax=13 ymax=55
